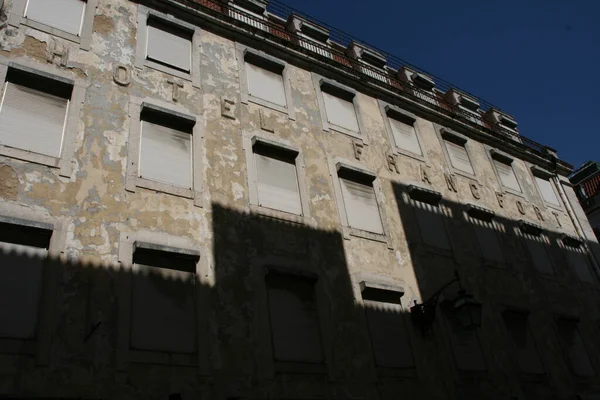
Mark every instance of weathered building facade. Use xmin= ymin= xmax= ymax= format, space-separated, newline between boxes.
xmin=0 ymin=1 xmax=599 ymax=399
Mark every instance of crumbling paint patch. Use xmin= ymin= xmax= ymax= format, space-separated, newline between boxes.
xmin=0 ymin=164 xmax=19 ymax=200
xmin=93 ymin=14 xmax=115 ymax=36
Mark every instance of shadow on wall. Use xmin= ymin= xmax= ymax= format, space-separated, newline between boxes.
xmin=390 ymin=180 xmax=600 ymax=400
xmin=0 ymin=197 xmax=598 ymax=400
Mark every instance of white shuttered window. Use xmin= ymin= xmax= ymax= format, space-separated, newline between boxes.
xmin=266 ymin=273 xmax=323 ymax=363
xmin=0 ymin=82 xmax=68 ymax=158
xmin=557 ymin=320 xmax=595 ymax=377
xmin=414 ymin=202 xmax=450 ymax=249
xmin=445 ymin=140 xmax=474 ymax=175
xmin=340 ymin=177 xmax=383 ymax=234
xmin=323 ymin=92 xmax=359 ymax=133
xmin=147 ymin=24 xmax=192 ymax=72
xmin=390 ymin=117 xmax=421 ymax=155
xmin=567 ymin=249 xmax=595 ymax=283
xmin=494 ymin=159 xmax=521 ymax=192
xmin=25 ymin=0 xmax=86 ymax=36
xmin=525 ymin=235 xmax=554 ymax=275
xmin=535 ymin=176 xmax=560 ymax=206
xmin=0 ymin=242 xmax=46 ymax=339
xmin=472 ymin=219 xmax=504 ymax=263
xmin=139 ymin=121 xmax=192 ymax=189
xmin=254 ymin=152 xmax=302 ymax=215
xmin=246 ymin=62 xmax=287 ymax=107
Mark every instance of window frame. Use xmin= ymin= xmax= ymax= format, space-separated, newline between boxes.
xmin=488 ymin=149 xmax=523 ymax=195
xmin=135 ymin=6 xmax=201 ymax=87
xmin=530 ymin=165 xmax=563 ymax=210
xmin=553 ymin=317 xmax=597 ymax=378
xmin=0 ymin=60 xmax=85 ymax=178
xmin=501 ymin=309 xmax=546 ymax=376
xmin=242 ymin=131 xmax=311 ymax=224
xmin=518 ymin=221 xmax=557 ymax=276
xmin=236 ymin=44 xmax=295 ymax=119
xmin=465 ymin=204 xmax=506 ymax=267
xmin=560 ymin=237 xmax=597 ymax=285
xmin=8 ymin=0 xmax=98 ymax=50
xmin=378 ymin=100 xmax=425 ymax=162
xmin=313 ymin=73 xmax=368 ymax=143
xmin=116 ymin=230 xmax=210 ymax=371
xmin=437 ymin=126 xmax=477 ymax=179
xmin=125 ymin=97 xmax=204 ymax=206
xmin=405 ymin=185 xmax=452 ymax=255
xmin=328 ymin=157 xmax=391 ymax=246
xmin=251 ymin=256 xmax=332 ymax=377
xmin=0 ymin=206 xmax=66 ymax=365
xmin=354 ymin=275 xmax=416 ymax=375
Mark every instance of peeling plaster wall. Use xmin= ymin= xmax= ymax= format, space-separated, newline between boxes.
xmin=0 ymin=0 xmax=599 ymax=399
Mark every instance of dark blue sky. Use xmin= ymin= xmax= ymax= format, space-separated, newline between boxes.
xmin=281 ymin=0 xmax=599 ymax=170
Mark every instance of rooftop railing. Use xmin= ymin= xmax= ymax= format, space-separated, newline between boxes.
xmin=181 ymin=0 xmax=555 ymax=161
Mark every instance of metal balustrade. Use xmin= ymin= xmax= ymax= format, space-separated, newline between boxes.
xmin=177 ymin=0 xmax=557 ymax=161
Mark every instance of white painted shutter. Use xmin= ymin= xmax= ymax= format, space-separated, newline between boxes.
xmin=567 ymin=249 xmax=595 ymax=283
xmin=130 ymin=264 xmax=196 ymax=353
xmin=390 ymin=117 xmax=421 ymax=155
xmin=267 ymin=274 xmax=323 ymax=363
xmin=255 ymin=153 xmax=301 ymax=215
xmin=535 ymin=176 xmax=560 ymax=205
xmin=139 ymin=121 xmax=192 ymax=189
xmin=322 ymin=91 xmax=359 ymax=132
xmin=0 ymin=242 xmax=46 ymax=339
xmin=364 ymin=301 xmax=414 ymax=368
xmin=0 ymin=82 xmax=68 ymax=158
xmin=340 ymin=178 xmax=383 ymax=234
xmin=414 ymin=202 xmax=450 ymax=249
xmin=445 ymin=140 xmax=474 ymax=175
xmin=443 ymin=310 xmax=486 ymax=371
xmin=494 ymin=159 xmax=520 ymax=192
xmin=473 ymin=220 xmax=504 ymax=263
xmin=25 ymin=0 xmax=86 ymax=36
xmin=147 ymin=25 xmax=191 ymax=72
xmin=525 ymin=236 xmax=554 ymax=274
xmin=246 ymin=62 xmax=287 ymax=107
xmin=504 ymin=313 xmax=545 ymax=374
xmin=557 ymin=321 xmax=595 ymax=377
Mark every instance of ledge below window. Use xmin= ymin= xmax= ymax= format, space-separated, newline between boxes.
xmin=343 ymin=226 xmax=390 ymax=247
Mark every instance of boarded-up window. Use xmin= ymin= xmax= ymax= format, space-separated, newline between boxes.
xmin=389 ymin=116 xmax=421 ymax=155
xmin=130 ymin=248 xmax=197 ymax=353
xmin=442 ymin=306 xmax=486 ymax=371
xmin=322 ymin=91 xmax=359 ymax=133
xmin=494 ymin=159 xmax=521 ymax=192
xmin=524 ymin=234 xmax=555 ymax=275
xmin=556 ymin=319 xmax=595 ymax=377
xmin=254 ymin=145 xmax=301 ymax=215
xmin=414 ymin=201 xmax=450 ymax=249
xmin=471 ymin=217 xmax=504 ymax=263
xmin=139 ymin=117 xmax=193 ymax=189
xmin=503 ymin=312 xmax=545 ymax=374
xmin=147 ymin=20 xmax=192 ymax=72
xmin=566 ymin=247 xmax=595 ymax=283
xmin=535 ymin=176 xmax=560 ymax=206
xmin=364 ymin=299 xmax=414 ymax=369
xmin=266 ymin=272 xmax=323 ymax=363
xmin=0 ymin=81 xmax=69 ymax=158
xmin=0 ymin=223 xmax=51 ymax=340
xmin=246 ymin=62 xmax=286 ymax=107
xmin=445 ymin=140 xmax=474 ymax=175
xmin=25 ymin=0 xmax=86 ymax=36
xmin=339 ymin=170 xmax=383 ymax=234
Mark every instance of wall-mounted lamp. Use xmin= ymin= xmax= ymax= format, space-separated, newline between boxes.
xmin=410 ymin=270 xmax=482 ymax=336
